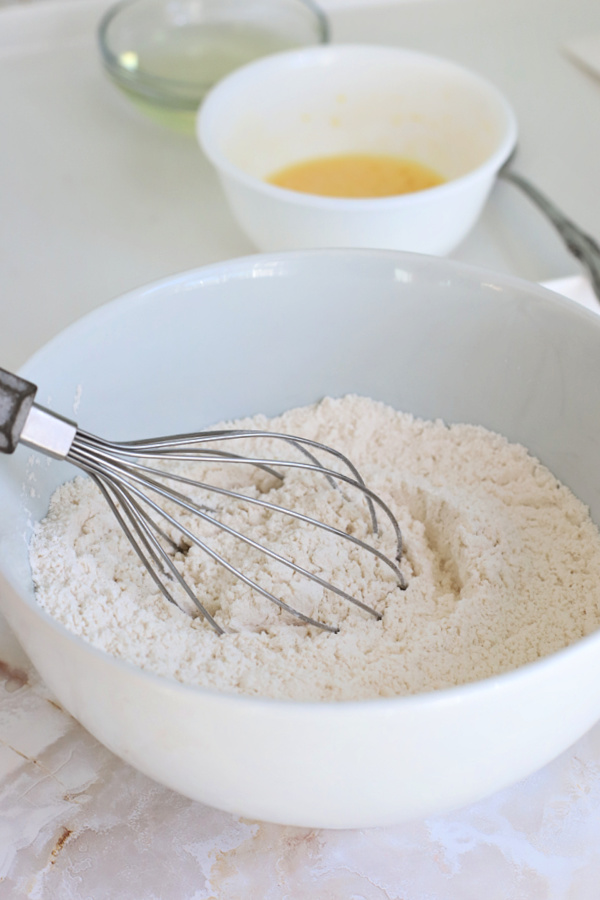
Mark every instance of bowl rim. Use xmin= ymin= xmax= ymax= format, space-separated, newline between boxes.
xmin=97 ymin=0 xmax=330 ymax=108
xmin=10 ymin=247 xmax=600 ymax=714
xmin=197 ymin=43 xmax=519 ymax=209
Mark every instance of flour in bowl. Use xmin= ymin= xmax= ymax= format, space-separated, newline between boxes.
xmin=29 ymin=395 xmax=600 ymax=701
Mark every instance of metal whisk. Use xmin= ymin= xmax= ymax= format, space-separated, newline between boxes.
xmin=1 ymin=367 xmax=406 ymax=635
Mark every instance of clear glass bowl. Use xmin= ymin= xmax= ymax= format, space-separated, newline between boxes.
xmin=98 ymin=0 xmax=329 ymax=132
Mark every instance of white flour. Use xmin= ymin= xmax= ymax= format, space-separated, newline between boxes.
xmin=29 ymin=395 xmax=600 ymax=701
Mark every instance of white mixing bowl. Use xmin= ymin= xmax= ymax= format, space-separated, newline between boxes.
xmin=1 ymin=249 xmax=600 ymax=829
xmin=197 ymin=45 xmax=517 ymax=253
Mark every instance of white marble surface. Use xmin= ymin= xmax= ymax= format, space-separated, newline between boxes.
xmin=2 ymin=0 xmax=600 ymax=895
xmin=2 ymin=604 xmax=600 ymax=898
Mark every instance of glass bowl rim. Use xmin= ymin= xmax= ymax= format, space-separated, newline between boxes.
xmin=97 ymin=0 xmax=330 ymax=107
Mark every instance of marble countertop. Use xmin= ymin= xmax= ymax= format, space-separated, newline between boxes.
xmin=3 ymin=613 xmax=600 ymax=898
xmin=2 ymin=0 xmax=600 ymax=895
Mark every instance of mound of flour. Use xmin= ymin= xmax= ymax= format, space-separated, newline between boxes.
xmin=29 ymin=395 xmax=600 ymax=701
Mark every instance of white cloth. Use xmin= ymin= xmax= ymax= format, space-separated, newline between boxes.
xmin=542 ymin=275 xmax=599 ymax=313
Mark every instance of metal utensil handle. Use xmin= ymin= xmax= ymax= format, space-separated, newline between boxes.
xmin=500 ymin=169 xmax=600 ymax=301
xmin=0 ymin=367 xmax=77 ymax=459
xmin=0 ymin=367 xmax=38 ymax=455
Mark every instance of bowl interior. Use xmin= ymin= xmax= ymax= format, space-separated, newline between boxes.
xmin=199 ymin=45 xmax=516 ymax=184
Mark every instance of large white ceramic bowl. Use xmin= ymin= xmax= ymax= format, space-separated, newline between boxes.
xmin=197 ymin=45 xmax=517 ymax=253
xmin=1 ymin=249 xmax=600 ymax=829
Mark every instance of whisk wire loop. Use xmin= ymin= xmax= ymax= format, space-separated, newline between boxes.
xmin=78 ymin=429 xmax=382 ymax=538
xmin=91 ymin=474 xmax=226 ymax=634
xmin=74 ymin=429 xmax=404 ymax=563
xmin=0 ymin=369 xmax=408 ymax=635
xmin=69 ymin=438 xmax=393 ymax=630
xmin=73 ymin=438 xmax=405 ymax=585
xmin=80 ymin=459 xmax=341 ymax=633
xmin=66 ymin=430 xmax=406 ymax=632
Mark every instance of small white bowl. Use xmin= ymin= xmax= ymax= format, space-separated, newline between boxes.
xmin=197 ymin=44 xmax=517 ymax=254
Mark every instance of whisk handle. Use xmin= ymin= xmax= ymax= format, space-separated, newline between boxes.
xmin=0 ymin=367 xmax=37 ymax=455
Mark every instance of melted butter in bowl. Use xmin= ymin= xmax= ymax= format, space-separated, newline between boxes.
xmin=267 ymin=154 xmax=445 ymax=198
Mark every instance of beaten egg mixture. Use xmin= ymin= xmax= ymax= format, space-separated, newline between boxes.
xmin=267 ymin=153 xmax=445 ymax=198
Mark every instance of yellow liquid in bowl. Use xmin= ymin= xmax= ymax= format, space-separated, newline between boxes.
xmin=267 ymin=153 xmax=445 ymax=198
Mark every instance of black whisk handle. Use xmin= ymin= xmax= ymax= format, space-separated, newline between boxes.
xmin=0 ymin=367 xmax=38 ymax=455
